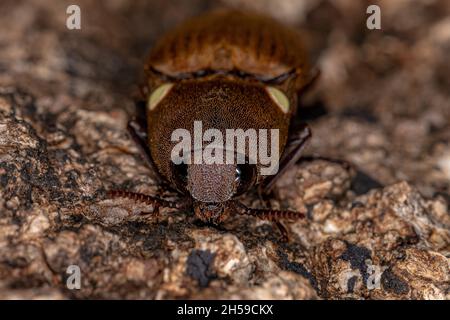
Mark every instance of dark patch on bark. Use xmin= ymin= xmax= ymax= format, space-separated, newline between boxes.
xmin=277 ymin=249 xmax=319 ymax=292
xmin=381 ymin=268 xmax=410 ymax=295
xmin=186 ymin=249 xmax=217 ymax=287
xmin=340 ymin=242 xmax=372 ymax=283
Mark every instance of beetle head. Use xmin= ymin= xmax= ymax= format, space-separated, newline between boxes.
xmin=172 ymin=161 xmax=257 ymax=224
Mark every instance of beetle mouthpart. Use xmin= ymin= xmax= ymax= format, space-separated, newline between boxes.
xmin=194 ymin=202 xmax=230 ymax=225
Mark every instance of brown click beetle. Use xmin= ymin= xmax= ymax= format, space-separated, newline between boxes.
xmin=109 ymin=10 xmax=318 ymax=240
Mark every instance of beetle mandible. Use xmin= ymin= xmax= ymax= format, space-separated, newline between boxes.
xmin=109 ymin=10 xmax=318 ymax=240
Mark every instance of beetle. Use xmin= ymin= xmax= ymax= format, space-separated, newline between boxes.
xmin=109 ymin=10 xmax=318 ymax=240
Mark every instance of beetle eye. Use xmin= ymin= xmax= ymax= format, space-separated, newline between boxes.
xmin=266 ymin=86 xmax=290 ymax=114
xmin=172 ymin=162 xmax=188 ymax=192
xmin=235 ymin=164 xmax=256 ymax=196
xmin=147 ymin=83 xmax=173 ymax=111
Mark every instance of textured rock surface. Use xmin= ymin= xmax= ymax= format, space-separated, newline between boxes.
xmin=0 ymin=0 xmax=449 ymax=299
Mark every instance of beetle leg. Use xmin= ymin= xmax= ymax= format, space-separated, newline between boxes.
xmin=135 ymin=201 xmax=162 ymax=223
xmin=298 ymin=67 xmax=321 ymax=94
xmin=127 ymin=119 xmax=150 ymax=164
xmin=127 ymin=119 xmax=168 ymax=186
xmin=107 ymin=190 xmax=190 ymax=213
xmin=275 ymin=221 xmax=289 ymax=243
xmin=259 ymin=123 xmax=311 ymax=195
xmin=256 ymin=187 xmax=272 ymax=209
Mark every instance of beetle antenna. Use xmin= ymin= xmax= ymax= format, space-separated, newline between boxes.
xmin=233 ymin=201 xmax=305 ymax=221
xmin=232 ymin=201 xmax=305 ymax=242
xmin=107 ymin=190 xmax=183 ymax=209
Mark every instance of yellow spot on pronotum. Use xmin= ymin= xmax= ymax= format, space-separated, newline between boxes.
xmin=266 ymin=86 xmax=290 ymax=113
xmin=148 ymin=83 xmax=173 ymax=111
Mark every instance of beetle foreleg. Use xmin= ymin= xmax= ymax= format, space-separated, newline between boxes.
xmin=127 ymin=119 xmax=169 ymax=187
xmin=127 ymin=120 xmax=153 ymax=170
xmin=259 ymin=123 xmax=311 ymax=194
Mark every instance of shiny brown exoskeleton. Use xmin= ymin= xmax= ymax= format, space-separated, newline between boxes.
xmin=109 ymin=10 xmax=317 ymax=240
